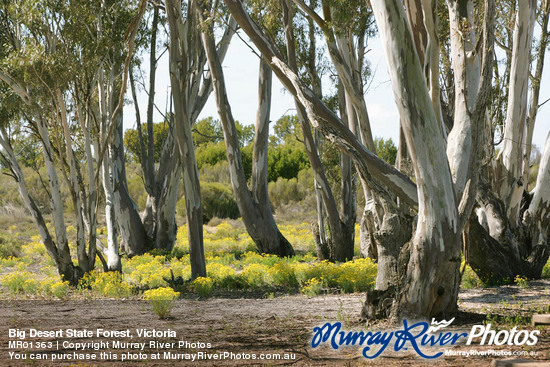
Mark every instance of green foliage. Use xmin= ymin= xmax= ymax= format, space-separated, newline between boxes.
xmin=542 ymin=257 xmax=550 ymax=279
xmin=1 ymin=271 xmax=38 ymax=294
xmin=461 ymin=265 xmax=482 ymax=289
xmin=270 ymin=115 xmax=302 ymax=146
xmin=268 ymin=168 xmax=313 ymax=208
xmin=41 ymin=278 xmax=70 ymax=298
xmin=514 ymin=275 xmax=529 ymax=288
xmin=193 ymin=277 xmax=214 ymax=297
xmin=0 ymin=232 xmax=21 ymax=258
xmin=194 ymin=117 xmax=253 ymax=148
xmin=193 ymin=117 xmax=222 ymax=146
xmin=196 ymin=142 xmax=252 ymax=180
xmin=196 ymin=141 xmax=229 ymax=169
xmin=88 ymin=271 xmax=134 ymax=298
xmin=301 ymin=278 xmax=323 ymax=296
xmin=268 ymin=144 xmax=310 ymax=181
xmin=200 ymin=182 xmax=240 ymax=222
xmin=124 ymin=122 xmax=170 ymax=164
xmin=374 ymin=137 xmax=397 ymax=165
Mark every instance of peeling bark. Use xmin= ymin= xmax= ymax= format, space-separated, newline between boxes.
xmin=496 ymin=0 xmax=536 ymax=227
xmin=368 ymin=0 xmax=461 ymax=319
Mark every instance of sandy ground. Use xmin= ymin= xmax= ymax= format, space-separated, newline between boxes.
xmin=1 ymin=281 xmax=549 ymax=366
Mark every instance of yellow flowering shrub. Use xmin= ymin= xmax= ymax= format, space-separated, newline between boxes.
xmin=91 ymin=272 xmax=133 ymax=298
xmin=268 ymin=262 xmax=299 ymax=288
xmin=304 ymin=260 xmax=340 ymax=287
xmin=21 ymin=239 xmax=46 ymax=258
xmin=1 ymin=271 xmax=38 ymax=294
xmin=240 ymin=263 xmax=269 ymax=287
xmin=50 ymin=281 xmax=70 ymax=298
xmin=337 ymin=258 xmax=377 ymax=292
xmin=129 ymin=261 xmax=170 ymax=288
xmin=1 ymin=256 xmax=20 ymax=267
xmin=301 ymin=278 xmax=323 ymax=296
xmin=40 ymin=277 xmax=70 ymax=297
xmin=143 ymin=287 xmax=179 ymax=319
xmin=40 ymin=277 xmax=58 ymax=295
xmin=168 ymin=258 xmax=191 ymax=279
xmin=193 ymin=277 xmax=214 ymax=297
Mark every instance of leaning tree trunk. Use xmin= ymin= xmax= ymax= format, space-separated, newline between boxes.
xmin=36 ymin=116 xmax=85 ymax=283
xmin=153 ymin=131 xmax=181 ymax=250
xmin=0 ymin=128 xmax=82 ymax=284
xmin=198 ymin=7 xmax=294 ymax=256
xmin=111 ymin=108 xmax=150 ymax=255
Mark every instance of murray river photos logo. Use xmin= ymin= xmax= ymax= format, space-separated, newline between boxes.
xmin=310 ymin=318 xmax=540 ymax=359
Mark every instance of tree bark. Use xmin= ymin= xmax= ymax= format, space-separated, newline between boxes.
xmin=166 ymin=0 xmax=206 ymax=278
xmin=496 ymin=0 xmax=536 ymax=227
xmin=367 ymin=0 xmax=461 ymax=319
xmin=282 ymin=0 xmax=351 ymax=261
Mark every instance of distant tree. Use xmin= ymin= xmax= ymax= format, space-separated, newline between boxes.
xmin=374 ymin=137 xmax=397 ymax=166
xmin=124 ymin=122 xmax=170 ymax=163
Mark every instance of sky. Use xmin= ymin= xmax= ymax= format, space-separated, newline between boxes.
xmin=124 ymin=29 xmax=550 ymax=156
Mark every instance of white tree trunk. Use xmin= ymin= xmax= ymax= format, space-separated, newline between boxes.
xmin=56 ymin=89 xmax=93 ymax=270
xmin=497 ymin=0 xmax=536 ymax=226
xmin=0 ymin=129 xmax=67 ymax=275
xmin=35 ymin=117 xmax=71 ymax=263
xmin=527 ymin=132 xmax=550 ymax=245
xmin=445 ymin=0 xmax=480 ymax=197
xmin=166 ymin=0 xmax=206 ymax=278
xmin=370 ymin=0 xmax=460 ymax=318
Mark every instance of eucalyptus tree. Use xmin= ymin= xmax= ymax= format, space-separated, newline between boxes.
xmin=459 ymin=0 xmax=550 ymax=281
xmin=165 ymin=0 xmax=237 ymax=277
xmin=0 ymin=0 xmax=152 ymax=277
xmin=196 ymin=1 xmax=294 ymax=256
xmin=225 ymin=0 xmax=550 ymax=321
xmin=128 ymin=3 xmax=183 ymax=252
xmin=0 ymin=0 xmax=105 ymax=281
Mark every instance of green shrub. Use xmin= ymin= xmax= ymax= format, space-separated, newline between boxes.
xmin=514 ymin=275 xmax=528 ymax=288
xmin=91 ymin=272 xmax=133 ymax=298
xmin=461 ymin=265 xmax=482 ymax=289
xmin=301 ymin=278 xmax=323 ymax=296
xmin=240 ymin=263 xmax=269 ymax=287
xmin=268 ymin=168 xmax=313 ymax=208
xmin=193 ymin=277 xmax=214 ymax=297
xmin=542 ymin=257 xmax=550 ymax=279
xmin=0 ymin=233 xmax=21 ymax=258
xmin=268 ymin=262 xmax=299 ymax=288
xmin=50 ymin=281 xmax=70 ymax=298
xmin=200 ymin=182 xmax=240 ymax=222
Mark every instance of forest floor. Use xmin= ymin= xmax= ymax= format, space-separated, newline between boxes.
xmin=1 ymin=280 xmax=549 ymax=366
